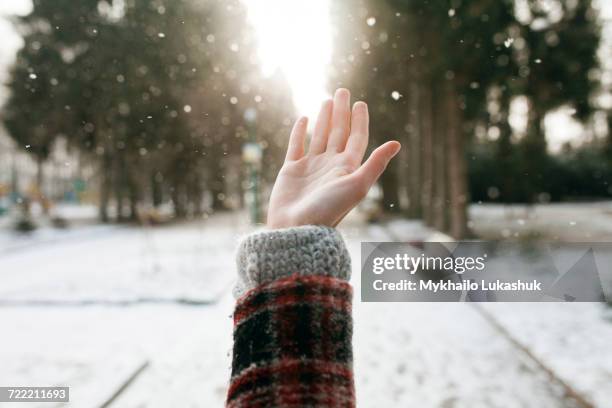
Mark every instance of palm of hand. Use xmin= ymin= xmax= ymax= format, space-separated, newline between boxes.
xmin=267 ymin=89 xmax=400 ymax=229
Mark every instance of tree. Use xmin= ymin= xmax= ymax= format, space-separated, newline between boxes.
xmin=517 ymin=0 xmax=601 ymax=201
xmin=4 ymin=0 xmax=294 ymax=221
xmin=331 ymin=0 xmax=516 ymax=238
xmin=331 ymin=0 xmax=601 ymax=237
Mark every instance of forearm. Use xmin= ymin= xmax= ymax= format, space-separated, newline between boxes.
xmin=227 ymin=226 xmax=355 ymax=407
xmin=227 ymin=88 xmax=397 ymax=406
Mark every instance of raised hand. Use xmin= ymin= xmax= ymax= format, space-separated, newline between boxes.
xmin=266 ymin=88 xmax=401 ymax=228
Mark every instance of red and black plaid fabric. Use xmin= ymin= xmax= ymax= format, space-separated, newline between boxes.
xmin=226 ymin=274 xmax=355 ymax=408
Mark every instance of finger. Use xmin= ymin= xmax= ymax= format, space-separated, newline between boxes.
xmin=309 ymin=99 xmax=333 ymax=155
xmin=327 ymin=88 xmax=351 ymax=152
xmin=285 ymin=116 xmax=308 ymax=161
xmin=345 ymin=101 xmax=369 ymax=161
xmin=352 ymin=141 xmax=401 ymax=187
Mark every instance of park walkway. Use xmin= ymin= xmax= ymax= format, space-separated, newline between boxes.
xmin=0 ymin=211 xmax=610 ymax=407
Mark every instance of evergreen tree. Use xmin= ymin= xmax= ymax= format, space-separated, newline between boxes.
xmin=3 ymin=0 xmax=294 ymax=220
xmin=331 ymin=0 xmax=601 ymax=237
xmin=331 ymin=0 xmax=516 ymax=237
xmin=517 ymin=0 xmax=601 ymax=201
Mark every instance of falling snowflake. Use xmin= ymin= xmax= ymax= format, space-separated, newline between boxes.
xmin=504 ymin=38 xmax=514 ymax=48
xmin=183 ymin=105 xmax=192 ymax=113
xmin=391 ymin=91 xmax=402 ymax=100
xmin=366 ymin=17 xmax=376 ymax=26
xmin=158 ymin=33 xmax=166 ymax=38
xmin=29 ymin=73 xmax=37 ymax=79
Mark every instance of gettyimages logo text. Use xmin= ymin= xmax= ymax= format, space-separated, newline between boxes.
xmin=372 ymin=253 xmax=487 ymax=275
xmin=361 ymin=242 xmax=609 ymax=302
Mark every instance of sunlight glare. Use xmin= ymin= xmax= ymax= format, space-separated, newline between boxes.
xmin=242 ymin=0 xmax=332 ymax=119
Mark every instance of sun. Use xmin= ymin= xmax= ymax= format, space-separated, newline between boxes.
xmin=242 ymin=0 xmax=332 ymax=120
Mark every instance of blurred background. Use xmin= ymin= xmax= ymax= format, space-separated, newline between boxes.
xmin=1 ymin=0 xmax=612 ymax=407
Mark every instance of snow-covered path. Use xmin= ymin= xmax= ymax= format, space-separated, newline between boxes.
xmin=344 ymin=224 xmax=586 ymax=408
xmin=0 ymin=213 xmax=247 ymax=407
xmin=0 ymin=213 xmax=611 ymax=407
xmin=469 ymin=202 xmax=612 ymax=241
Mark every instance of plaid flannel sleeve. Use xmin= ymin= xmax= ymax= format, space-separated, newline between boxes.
xmin=227 ymin=226 xmax=355 ymax=408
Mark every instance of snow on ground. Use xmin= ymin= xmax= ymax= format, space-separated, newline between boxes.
xmin=381 ymin=217 xmax=612 ymax=407
xmin=0 ymin=211 xmax=248 ymax=407
xmin=106 ymin=293 xmax=235 ymax=407
xmin=0 ymin=204 xmax=115 ymax=254
xmin=483 ymin=303 xmax=612 ymax=408
xmin=469 ymin=201 xmax=612 ymax=241
xmin=113 ymin=219 xmax=599 ymax=407
xmin=0 ymin=212 xmax=249 ymax=303
xmin=0 ymin=305 xmax=219 ymax=408
xmin=344 ymin=225 xmax=573 ymax=408
xmin=0 ymin=208 xmax=611 ymax=407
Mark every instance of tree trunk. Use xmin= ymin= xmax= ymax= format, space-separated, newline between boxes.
xmin=522 ymin=100 xmax=548 ymax=202
xmin=114 ymin=156 xmax=126 ymax=222
xmin=446 ymin=80 xmax=469 ymax=239
xmin=151 ymin=171 xmax=163 ymax=208
xmin=99 ymin=153 xmax=112 ymax=223
xmin=171 ymin=185 xmax=186 ymax=218
xmin=421 ymin=82 xmax=434 ymax=226
xmin=407 ymin=79 xmax=422 ymax=218
xmin=127 ymin=168 xmax=141 ymax=221
xmin=129 ymin=185 xmax=138 ymax=221
xmin=188 ymin=171 xmax=204 ymax=216
xmin=606 ymin=113 xmax=612 ymax=164
xmin=380 ymin=160 xmax=401 ymax=212
xmin=36 ymin=156 xmax=49 ymax=215
xmin=35 ymin=156 xmax=44 ymax=197
xmin=209 ymin=156 xmax=227 ymax=211
xmin=496 ymin=92 xmax=514 ymax=202
xmin=432 ymin=82 xmax=448 ymax=232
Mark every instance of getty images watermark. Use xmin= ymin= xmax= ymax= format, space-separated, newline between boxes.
xmin=361 ymin=242 xmax=611 ymax=302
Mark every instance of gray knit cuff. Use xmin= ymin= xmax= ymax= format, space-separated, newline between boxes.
xmin=233 ymin=225 xmax=351 ymax=298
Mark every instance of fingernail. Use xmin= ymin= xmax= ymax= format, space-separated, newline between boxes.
xmin=335 ymin=88 xmax=350 ymax=98
xmin=392 ymin=142 xmax=401 ymax=155
xmin=354 ymin=101 xmax=367 ymax=111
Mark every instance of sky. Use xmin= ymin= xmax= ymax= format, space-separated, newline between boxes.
xmin=0 ymin=0 xmax=611 ymax=152
xmin=0 ymin=0 xmax=31 ymax=91
xmin=242 ymin=0 xmax=332 ymax=121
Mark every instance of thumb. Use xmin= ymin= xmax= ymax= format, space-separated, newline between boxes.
xmin=354 ymin=141 xmax=401 ymax=187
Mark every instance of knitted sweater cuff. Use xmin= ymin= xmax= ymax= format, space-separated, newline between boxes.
xmin=233 ymin=225 xmax=351 ymax=298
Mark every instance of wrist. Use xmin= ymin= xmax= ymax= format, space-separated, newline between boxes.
xmin=266 ymin=209 xmax=303 ymax=229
